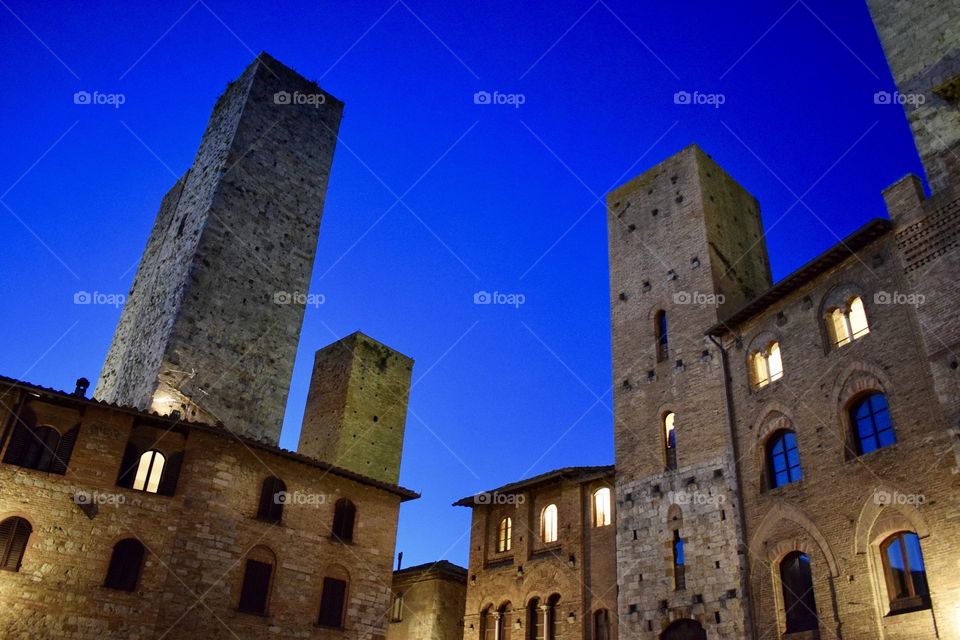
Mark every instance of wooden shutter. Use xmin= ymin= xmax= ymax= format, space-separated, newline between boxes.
xmin=3 ymin=421 xmax=32 ymax=466
xmin=105 ymin=539 xmax=145 ymax=591
xmin=49 ymin=425 xmax=79 ymax=475
xmin=0 ymin=517 xmax=31 ymax=571
xmin=116 ymin=442 xmax=141 ymax=488
xmin=318 ymin=577 xmax=347 ymax=628
xmin=158 ymin=451 xmax=184 ymax=496
xmin=238 ymin=560 xmax=272 ymax=614
xmin=257 ymin=477 xmax=285 ymax=522
xmin=333 ymin=500 xmax=356 ymax=542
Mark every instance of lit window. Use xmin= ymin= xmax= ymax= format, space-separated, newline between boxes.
xmin=767 ymin=430 xmax=802 ymax=488
xmin=497 ymin=517 xmax=512 ymax=552
xmin=851 ymin=393 xmax=895 ymax=455
xmin=104 ymin=538 xmax=145 ymax=592
xmin=880 ymin=532 xmax=930 ymax=614
xmin=751 ymin=342 xmax=783 ymax=388
xmin=664 ymin=412 xmax=677 ymax=471
xmin=593 ymin=488 xmax=612 ymax=527
xmin=780 ymin=552 xmax=818 ymax=632
xmin=0 ymin=516 xmax=32 ymax=572
xmin=541 ymin=504 xmax=558 ymax=544
xmin=133 ymin=450 xmax=165 ymax=493
xmin=673 ymin=530 xmax=685 ymax=590
xmin=390 ymin=592 xmax=404 ymax=623
xmin=828 ymin=296 xmax=870 ymax=348
xmin=655 ymin=310 xmax=669 ymax=362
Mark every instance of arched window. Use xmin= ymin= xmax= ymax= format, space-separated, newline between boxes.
xmin=238 ymin=546 xmax=275 ymax=615
xmin=498 ymin=602 xmax=513 ymax=640
xmin=104 ymin=538 xmax=146 ymax=592
xmin=593 ymin=488 xmax=612 ymax=527
xmin=751 ymin=342 xmax=784 ymax=388
xmin=256 ymin=476 xmax=286 ymax=523
xmin=663 ymin=412 xmax=677 ymax=470
xmin=132 ymin=450 xmax=165 ymax=493
xmin=332 ymin=498 xmax=357 ymax=543
xmin=497 ymin=517 xmax=512 ymax=552
xmin=3 ymin=423 xmax=79 ymax=475
xmin=545 ymin=594 xmax=559 ymax=640
xmin=526 ymin=598 xmax=542 ymax=640
xmin=827 ymin=296 xmax=870 ymax=347
xmin=672 ymin=529 xmax=685 ymax=590
xmin=851 ymin=393 xmax=895 ymax=455
xmin=593 ymin=609 xmax=611 ymax=640
xmin=390 ymin=591 xmax=404 ymax=623
xmin=655 ymin=310 xmax=669 ymax=362
xmin=541 ymin=504 xmax=558 ymax=544
xmin=318 ymin=575 xmax=349 ymax=628
xmin=480 ymin=605 xmax=496 ymax=640
xmin=880 ymin=531 xmax=930 ymax=613
xmin=0 ymin=516 xmax=32 ymax=572
xmin=780 ymin=552 xmax=818 ymax=632
xmin=767 ymin=430 xmax=802 ymax=488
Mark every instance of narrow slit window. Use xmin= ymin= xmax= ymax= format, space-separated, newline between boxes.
xmin=593 ymin=488 xmax=612 ymax=527
xmin=655 ymin=310 xmax=669 ymax=362
xmin=541 ymin=504 xmax=558 ymax=544
xmin=664 ymin=412 xmax=677 ymax=471
xmin=497 ymin=517 xmax=512 ymax=552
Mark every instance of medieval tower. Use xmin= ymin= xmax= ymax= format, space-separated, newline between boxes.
xmin=608 ymin=146 xmax=772 ymax=637
xmin=94 ymin=52 xmax=343 ymax=444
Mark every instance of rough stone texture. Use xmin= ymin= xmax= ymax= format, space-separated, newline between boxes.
xmin=386 ymin=561 xmax=466 ymax=640
xmin=95 ymin=52 xmax=344 ymax=445
xmin=298 ymin=332 xmax=413 ymax=486
xmin=0 ymin=379 xmax=415 ymax=639
xmin=458 ymin=467 xmax=618 ymax=640
xmin=608 ymin=145 xmax=767 ymax=638
xmin=868 ymin=0 xmax=960 ymax=194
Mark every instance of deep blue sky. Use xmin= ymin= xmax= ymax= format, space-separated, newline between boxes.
xmin=0 ymin=0 xmax=923 ymax=568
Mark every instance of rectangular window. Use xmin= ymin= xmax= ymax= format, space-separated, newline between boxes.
xmin=238 ymin=560 xmax=272 ymax=614
xmin=318 ymin=577 xmax=347 ymax=628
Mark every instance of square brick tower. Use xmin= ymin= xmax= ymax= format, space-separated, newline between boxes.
xmin=95 ymin=52 xmax=343 ymax=444
xmin=608 ymin=145 xmax=771 ymax=637
xmin=297 ymin=332 xmax=413 ymax=484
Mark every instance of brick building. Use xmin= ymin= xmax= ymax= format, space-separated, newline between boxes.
xmin=456 ymin=467 xmax=618 ymax=640
xmin=386 ymin=561 xmax=467 ymax=640
xmin=0 ymin=53 xmax=419 ymax=639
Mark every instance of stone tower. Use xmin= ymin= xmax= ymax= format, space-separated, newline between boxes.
xmin=608 ymin=145 xmax=771 ymax=637
xmin=868 ymin=0 xmax=960 ymax=194
xmin=95 ymin=52 xmax=343 ymax=444
xmin=298 ymin=332 xmax=413 ymax=484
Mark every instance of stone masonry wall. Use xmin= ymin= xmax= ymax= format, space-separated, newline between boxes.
xmin=386 ymin=565 xmax=466 ymax=640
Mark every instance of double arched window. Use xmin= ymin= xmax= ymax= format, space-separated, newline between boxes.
xmin=592 ymin=488 xmax=612 ymax=527
xmin=851 ymin=393 xmax=895 ymax=455
xmin=827 ymin=295 xmax=869 ymax=347
xmin=497 ymin=517 xmax=512 ymax=552
xmin=104 ymin=538 xmax=146 ymax=592
xmin=0 ymin=516 xmax=32 ymax=572
xmin=540 ymin=504 xmax=558 ymax=544
xmin=751 ymin=342 xmax=783 ymax=388
xmin=766 ymin=430 xmax=802 ymax=488
xmin=880 ymin=531 xmax=930 ymax=613
xmin=780 ymin=552 xmax=818 ymax=632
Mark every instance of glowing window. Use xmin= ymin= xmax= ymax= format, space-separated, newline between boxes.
xmin=828 ymin=296 xmax=870 ymax=348
xmin=541 ymin=504 xmax=558 ymax=544
xmin=751 ymin=342 xmax=783 ymax=388
xmin=390 ymin=592 xmax=404 ymax=623
xmin=497 ymin=517 xmax=512 ymax=552
xmin=593 ymin=488 xmax=611 ymax=527
xmin=664 ymin=412 xmax=677 ymax=471
xmin=133 ymin=450 xmax=165 ymax=494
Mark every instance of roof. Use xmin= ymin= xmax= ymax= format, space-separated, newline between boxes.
xmin=393 ymin=560 xmax=467 ymax=582
xmin=0 ymin=375 xmax=419 ymax=501
xmin=707 ymin=218 xmax=893 ymax=336
xmin=453 ymin=465 xmax=615 ymax=507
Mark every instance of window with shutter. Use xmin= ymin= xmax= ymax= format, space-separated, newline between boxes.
xmin=256 ymin=477 xmax=286 ymax=523
xmin=104 ymin=538 xmax=146 ymax=591
xmin=0 ymin=516 xmax=32 ymax=572
xmin=318 ymin=577 xmax=347 ymax=628
xmin=332 ymin=499 xmax=356 ymax=542
xmin=116 ymin=442 xmax=141 ymax=488
xmin=238 ymin=559 xmax=273 ymax=614
xmin=49 ymin=425 xmax=79 ymax=475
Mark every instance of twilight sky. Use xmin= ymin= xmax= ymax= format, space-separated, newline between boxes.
xmin=0 ymin=0 xmax=924 ymax=568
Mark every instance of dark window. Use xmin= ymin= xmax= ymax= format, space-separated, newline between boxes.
xmin=256 ymin=476 xmax=286 ymax=523
xmin=4 ymin=423 xmax=78 ymax=475
xmin=497 ymin=602 xmax=513 ymax=640
xmin=527 ymin=598 xmax=542 ymax=640
xmin=318 ymin=577 xmax=347 ymax=628
xmin=594 ymin=609 xmax=611 ymax=640
xmin=780 ymin=552 xmax=818 ymax=632
xmin=238 ymin=559 xmax=273 ymax=614
xmin=332 ymin=499 xmax=356 ymax=542
xmin=656 ymin=310 xmax=669 ymax=362
xmin=104 ymin=538 xmax=145 ymax=592
xmin=767 ymin=430 xmax=802 ymax=488
xmin=852 ymin=393 xmax=895 ymax=455
xmin=545 ymin=595 xmax=559 ymax=640
xmin=673 ymin=530 xmax=685 ymax=590
xmin=481 ymin=606 xmax=496 ymax=640
xmin=881 ymin=531 xmax=930 ymax=613
xmin=0 ymin=516 xmax=32 ymax=572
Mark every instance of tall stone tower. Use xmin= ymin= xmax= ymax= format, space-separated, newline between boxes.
xmin=608 ymin=145 xmax=771 ymax=638
xmin=868 ymin=0 xmax=960 ymax=194
xmin=297 ymin=332 xmax=413 ymax=484
xmin=95 ymin=52 xmax=343 ymax=444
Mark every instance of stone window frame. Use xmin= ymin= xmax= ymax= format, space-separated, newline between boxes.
xmin=255 ymin=475 xmax=287 ymax=524
xmin=332 ymin=497 xmax=357 ymax=543
xmin=540 ymin=504 xmax=559 ymax=545
xmin=818 ymin=283 xmax=872 ymax=354
xmin=745 ymin=330 xmax=784 ymax=391
xmin=317 ymin=564 xmax=351 ymax=629
xmin=235 ymin=544 xmax=277 ymax=616
xmin=766 ymin=541 xmax=824 ymax=638
xmin=531 ymin=490 xmax=563 ymax=552
xmin=832 ymin=363 xmax=896 ymax=462
xmin=661 ymin=410 xmax=677 ymax=471
xmin=103 ymin=536 xmax=147 ymax=592
xmin=754 ymin=407 xmax=803 ymax=494
xmin=497 ymin=516 xmax=513 ymax=553
xmin=591 ymin=485 xmax=613 ymax=528
xmin=0 ymin=514 xmax=33 ymax=573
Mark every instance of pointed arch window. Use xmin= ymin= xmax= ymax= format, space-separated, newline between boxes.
xmin=828 ymin=296 xmax=870 ymax=347
xmin=104 ymin=538 xmax=146 ymax=592
xmin=880 ymin=531 xmax=930 ymax=613
xmin=497 ymin=517 xmax=512 ymax=552
xmin=766 ymin=430 xmax=802 ymax=488
xmin=0 ymin=516 xmax=31 ymax=572
xmin=851 ymin=393 xmax=895 ymax=455
xmin=593 ymin=488 xmax=612 ymax=527
xmin=751 ymin=342 xmax=783 ymax=388
xmin=663 ymin=412 xmax=677 ymax=471
xmin=541 ymin=504 xmax=558 ymax=544
xmin=780 ymin=552 xmax=818 ymax=632
xmin=655 ymin=310 xmax=669 ymax=362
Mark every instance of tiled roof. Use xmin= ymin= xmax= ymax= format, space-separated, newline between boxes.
xmin=453 ymin=465 xmax=615 ymax=507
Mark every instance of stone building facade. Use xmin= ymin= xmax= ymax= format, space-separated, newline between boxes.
xmin=386 ymin=561 xmax=467 ymax=640
xmin=456 ymin=467 xmax=618 ymax=640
